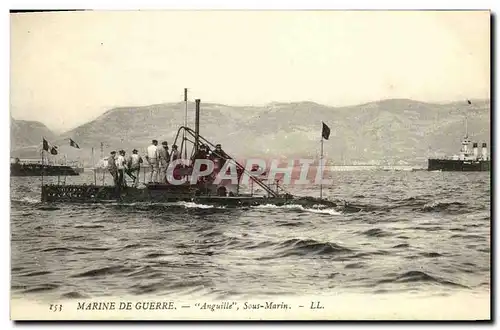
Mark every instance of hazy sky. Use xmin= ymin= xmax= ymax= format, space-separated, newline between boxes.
xmin=10 ymin=10 xmax=490 ymax=132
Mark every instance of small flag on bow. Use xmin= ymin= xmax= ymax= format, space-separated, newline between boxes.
xmin=69 ymin=138 xmax=80 ymax=149
xmin=322 ymin=122 xmax=331 ymax=140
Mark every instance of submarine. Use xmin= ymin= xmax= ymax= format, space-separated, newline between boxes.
xmin=41 ymin=95 xmax=356 ymax=212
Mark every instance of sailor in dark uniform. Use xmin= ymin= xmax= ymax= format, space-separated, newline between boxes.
xmin=191 ymin=144 xmax=210 ymax=184
xmin=107 ymin=151 xmax=118 ymax=186
xmin=192 ymin=144 xmax=209 ymax=162
xmin=170 ymin=144 xmax=180 ymax=162
xmin=210 ymin=143 xmax=229 ymax=172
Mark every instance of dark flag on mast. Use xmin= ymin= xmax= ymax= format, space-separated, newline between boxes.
xmin=184 ymin=88 xmax=188 ymax=102
xmin=467 ymin=99 xmax=472 ymax=105
xmin=42 ymin=138 xmax=50 ymax=151
xmin=322 ymin=122 xmax=331 ymax=140
xmin=50 ymin=146 xmax=58 ymax=155
xmin=69 ymin=138 xmax=80 ymax=149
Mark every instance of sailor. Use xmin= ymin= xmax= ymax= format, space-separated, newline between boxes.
xmin=121 ymin=150 xmax=136 ymax=185
xmin=107 ymin=151 xmax=119 ymax=186
xmin=192 ymin=144 xmax=208 ymax=162
xmin=158 ymin=141 xmax=170 ymax=183
xmin=210 ymin=143 xmax=228 ymax=171
xmin=127 ymin=149 xmax=143 ymax=187
xmin=145 ymin=139 xmax=159 ymax=183
xmin=170 ymin=144 xmax=180 ymax=163
xmin=191 ymin=144 xmax=209 ymax=183
xmin=116 ymin=150 xmax=127 ymax=187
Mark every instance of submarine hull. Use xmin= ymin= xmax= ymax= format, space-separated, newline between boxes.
xmin=40 ymin=184 xmax=341 ymax=209
xmin=427 ymin=159 xmax=490 ymax=171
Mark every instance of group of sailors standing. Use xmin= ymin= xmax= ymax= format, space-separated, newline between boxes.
xmin=145 ymin=140 xmax=180 ymax=184
xmin=106 ymin=139 xmax=228 ymax=187
xmin=107 ymin=149 xmax=144 ymax=188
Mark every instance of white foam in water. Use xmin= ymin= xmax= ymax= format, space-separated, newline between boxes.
xmin=173 ymin=201 xmax=221 ymax=209
xmin=423 ymin=201 xmax=440 ymax=208
xmin=97 ymin=201 xmax=225 ymax=209
xmin=253 ymin=204 xmax=341 ymax=215
xmin=13 ymin=196 xmax=40 ymax=204
xmin=253 ymin=204 xmax=282 ymax=209
xmin=304 ymin=207 xmax=342 ymax=216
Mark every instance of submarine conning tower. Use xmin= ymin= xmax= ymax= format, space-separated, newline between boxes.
xmin=171 ymin=97 xmax=284 ymax=198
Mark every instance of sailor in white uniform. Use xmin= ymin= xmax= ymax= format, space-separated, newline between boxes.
xmin=115 ymin=150 xmax=127 ymax=187
xmin=145 ymin=140 xmax=159 ymax=183
xmin=128 ymin=149 xmax=143 ymax=187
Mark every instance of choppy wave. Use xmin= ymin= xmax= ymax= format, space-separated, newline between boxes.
xmin=255 ymin=238 xmax=353 ymax=260
xmin=253 ymin=204 xmax=342 ymax=215
xmin=420 ymin=201 xmax=468 ymax=214
xmin=61 ymin=291 xmax=88 ymax=299
xmin=11 ymin=196 xmax=40 ymax=205
xmin=22 ymin=284 xmax=59 ymax=294
xmin=360 ymin=228 xmax=392 ymax=237
xmin=71 ymin=266 xmax=132 ymax=278
xmin=377 ymin=270 xmax=469 ymax=288
xmin=278 ymin=238 xmax=352 ymax=255
xmin=19 ymin=270 xmax=52 ymax=277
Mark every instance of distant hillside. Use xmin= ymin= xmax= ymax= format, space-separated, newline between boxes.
xmin=10 ymin=117 xmax=57 ymax=152
xmin=11 ymin=99 xmax=491 ymax=166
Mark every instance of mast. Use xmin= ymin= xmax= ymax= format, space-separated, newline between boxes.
xmin=465 ymin=100 xmax=472 ymax=139
xmin=100 ymin=142 xmax=105 ymax=185
xmin=41 ymin=148 xmax=44 ymax=187
xmin=460 ymin=101 xmax=471 ymax=158
xmin=62 ymin=154 xmax=67 ymax=185
xmin=194 ymin=99 xmax=200 ymax=154
xmin=465 ymin=115 xmax=468 ymax=138
xmin=320 ymin=131 xmax=324 ymax=200
xmin=183 ymin=88 xmax=188 ymax=160
xmin=92 ymin=147 xmax=97 ymax=185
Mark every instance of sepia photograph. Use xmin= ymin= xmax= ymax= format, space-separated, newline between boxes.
xmin=9 ymin=9 xmax=491 ymax=321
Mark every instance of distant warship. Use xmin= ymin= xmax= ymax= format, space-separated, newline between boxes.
xmin=10 ymin=158 xmax=80 ymax=177
xmin=427 ymin=117 xmax=490 ymax=172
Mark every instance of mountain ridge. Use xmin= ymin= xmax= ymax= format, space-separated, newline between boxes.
xmin=10 ymin=98 xmax=491 ymax=166
xmin=10 ymin=118 xmax=57 ymax=151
